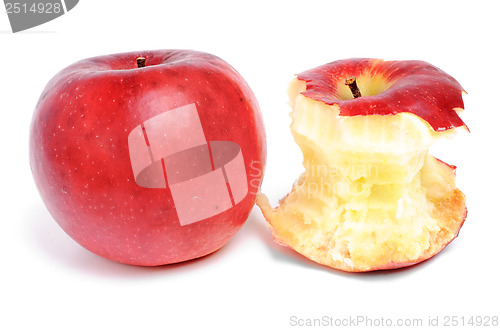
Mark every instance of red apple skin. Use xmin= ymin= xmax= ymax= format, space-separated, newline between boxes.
xmin=30 ymin=50 xmax=266 ymax=266
xmin=298 ymin=58 xmax=467 ymax=132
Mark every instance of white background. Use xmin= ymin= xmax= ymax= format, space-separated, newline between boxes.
xmin=1 ymin=1 xmax=498 ymax=329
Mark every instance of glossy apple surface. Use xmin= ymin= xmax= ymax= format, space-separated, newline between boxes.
xmin=30 ymin=50 xmax=266 ymax=266
xmin=298 ymin=58 xmax=467 ymax=132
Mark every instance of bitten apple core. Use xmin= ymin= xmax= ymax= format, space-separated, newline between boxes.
xmin=258 ymin=58 xmax=467 ymax=272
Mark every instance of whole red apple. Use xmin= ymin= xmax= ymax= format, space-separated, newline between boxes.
xmin=30 ymin=49 xmax=266 ymax=266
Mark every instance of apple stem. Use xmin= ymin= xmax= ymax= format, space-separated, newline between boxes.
xmin=345 ymin=77 xmax=362 ymax=98
xmin=136 ymin=57 xmax=146 ymax=68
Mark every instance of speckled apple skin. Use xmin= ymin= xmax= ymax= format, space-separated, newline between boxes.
xmin=30 ymin=50 xmax=266 ymax=266
xmin=298 ymin=58 xmax=467 ymax=132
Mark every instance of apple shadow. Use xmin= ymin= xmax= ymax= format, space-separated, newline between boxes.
xmin=22 ymin=202 xmax=235 ymax=280
xmin=250 ymin=207 xmax=454 ymax=280
xmin=23 ymin=202 xmax=456 ymax=281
